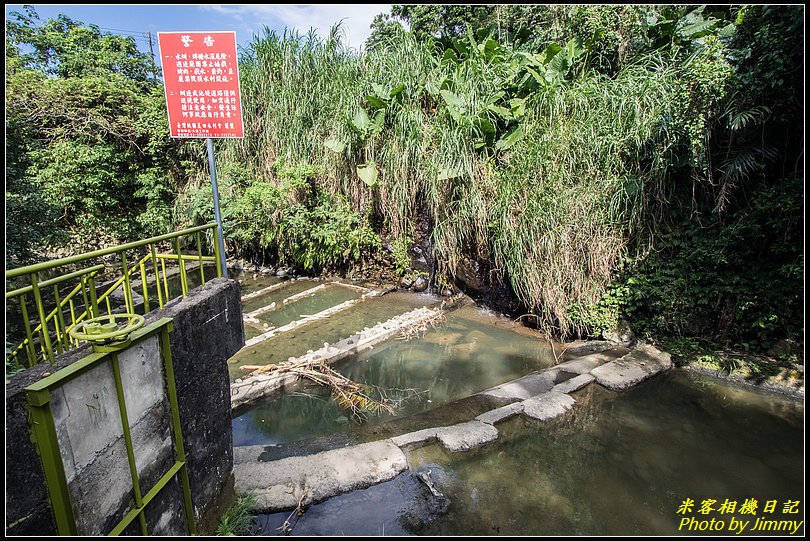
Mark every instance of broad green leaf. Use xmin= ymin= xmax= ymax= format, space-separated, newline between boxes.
xmin=525 ymin=66 xmax=545 ymax=85
xmin=440 ymin=90 xmax=465 ymax=110
xmin=357 ymin=162 xmax=378 ymax=187
xmin=486 ymin=104 xmax=513 ymax=119
xmin=564 ymin=37 xmax=585 ymax=61
xmin=677 ymin=19 xmax=716 ymax=39
xmin=324 ymin=138 xmax=346 ymax=153
xmin=389 ymin=83 xmax=405 ymax=98
xmin=480 ymin=39 xmax=499 ymax=60
xmin=495 ymin=125 xmax=525 ymax=151
xmin=371 ymin=83 xmax=387 ymax=97
xmin=538 ymin=43 xmax=562 ymax=64
xmin=365 ymin=94 xmax=388 ymax=110
xmin=485 ymin=91 xmax=506 ymax=105
xmin=370 ymin=110 xmax=386 ymax=135
xmin=351 ymin=108 xmax=371 ymax=133
xmin=509 ymin=97 xmax=527 ymax=119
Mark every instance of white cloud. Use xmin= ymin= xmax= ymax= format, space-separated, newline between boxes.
xmin=201 ymin=4 xmax=391 ymax=51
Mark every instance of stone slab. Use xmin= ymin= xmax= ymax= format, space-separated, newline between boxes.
xmin=475 ymin=402 xmax=525 ymax=425
xmin=436 ymin=420 xmax=498 ymax=452
xmin=552 ymin=373 xmax=595 ymax=394
xmin=591 ymin=344 xmax=672 ymax=392
xmin=521 ymin=392 xmax=576 ymax=421
xmin=480 ymin=371 xmax=557 ymax=401
xmin=390 ymin=428 xmax=438 ymax=447
xmin=234 ymin=440 xmax=407 ymax=512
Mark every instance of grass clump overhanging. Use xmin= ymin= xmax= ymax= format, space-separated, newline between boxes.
xmin=175 ymin=10 xmax=802 ymax=350
xmin=216 ymin=492 xmax=257 ymax=536
xmin=197 ymin=28 xmax=696 ymax=338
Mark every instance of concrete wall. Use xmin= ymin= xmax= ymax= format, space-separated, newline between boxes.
xmin=5 ymin=278 xmax=243 ymax=536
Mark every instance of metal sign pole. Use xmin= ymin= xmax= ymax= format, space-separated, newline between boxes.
xmin=206 ymin=137 xmax=228 ymax=279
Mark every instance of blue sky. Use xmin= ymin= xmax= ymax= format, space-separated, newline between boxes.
xmin=5 ymin=4 xmax=392 ymax=61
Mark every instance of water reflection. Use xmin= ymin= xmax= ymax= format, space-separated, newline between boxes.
xmin=407 ymin=371 xmax=804 ymax=536
xmin=232 ymin=306 xmax=556 ymax=445
xmin=228 ymin=292 xmax=440 ymax=380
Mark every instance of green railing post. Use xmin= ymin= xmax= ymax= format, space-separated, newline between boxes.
xmin=19 ymin=296 xmax=37 ymax=367
xmin=150 ymin=244 xmax=165 ymax=309
xmin=52 ymin=285 xmax=67 ymax=355
xmin=87 ymin=275 xmax=99 ymax=319
xmin=30 ymin=272 xmax=55 ymax=364
xmin=110 ymin=353 xmax=149 ymax=535
xmin=140 ymin=260 xmax=150 ymax=313
xmin=196 ymin=231 xmax=206 ymax=286
xmin=174 ymin=238 xmax=188 ymax=297
xmin=159 ymin=324 xmax=197 ymax=535
xmin=121 ymin=251 xmax=133 ymax=314
xmin=26 ymin=388 xmax=78 ymax=535
xmin=161 ymin=258 xmax=169 ymax=301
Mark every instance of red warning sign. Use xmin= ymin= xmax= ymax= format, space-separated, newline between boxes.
xmin=157 ymin=31 xmax=244 ymax=138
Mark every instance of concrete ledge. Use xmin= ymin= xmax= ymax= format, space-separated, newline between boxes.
xmin=234 ymin=441 xmax=407 ymax=512
xmin=436 ymin=421 xmax=498 ymax=452
xmin=479 ymin=371 xmax=558 ymax=401
xmin=591 ymin=343 xmax=672 ymax=392
xmin=390 ymin=428 xmax=438 ymax=448
xmin=552 ymin=373 xmax=595 ymax=394
xmin=556 ymin=353 xmax=613 ymax=374
xmin=521 ymin=392 xmax=576 ymax=421
xmin=230 ymin=373 xmax=298 ymax=407
xmin=475 ymin=402 xmax=525 ymax=425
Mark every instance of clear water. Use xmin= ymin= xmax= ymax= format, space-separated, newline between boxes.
xmin=240 ymin=278 xmax=319 ymax=314
xmin=407 ymin=371 xmax=805 ymax=536
xmin=231 ymin=305 xmax=557 ymax=446
xmin=227 ymin=291 xmax=439 ymax=381
xmin=255 ymin=284 xmax=361 ymax=328
xmin=234 ymin=272 xmax=284 ymax=296
xmin=251 ymin=370 xmax=804 ymax=536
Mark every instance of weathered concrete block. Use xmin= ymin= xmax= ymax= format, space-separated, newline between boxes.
xmin=234 ymin=441 xmax=408 ymax=512
xmin=556 ymin=353 xmax=613 ymax=374
xmin=552 ymin=373 xmax=595 ymax=394
xmin=153 ymin=278 xmax=244 ymax=533
xmin=475 ymin=402 xmax=525 ymax=425
xmin=5 ymin=278 xmax=242 ymax=536
xmin=521 ymin=392 xmax=576 ymax=421
xmin=436 ymin=421 xmax=498 ymax=452
xmin=390 ymin=428 xmax=438 ymax=447
xmin=480 ymin=371 xmax=557 ymax=401
xmin=590 ymin=343 xmax=672 ymax=392
xmin=562 ymin=340 xmax=617 ymax=358
xmin=231 ymin=373 xmax=298 ymax=409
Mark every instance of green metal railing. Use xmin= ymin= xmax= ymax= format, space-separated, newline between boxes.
xmin=6 ymin=223 xmax=223 ymax=369
xmin=25 ymin=318 xmax=196 ymax=535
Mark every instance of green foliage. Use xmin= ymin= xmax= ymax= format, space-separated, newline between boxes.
xmin=5 ymin=7 xmax=189 ymax=263
xmin=6 ymin=5 xmax=801 ymax=355
xmin=618 ymin=174 xmax=803 ymax=351
xmin=6 ymin=6 xmax=154 ymax=83
xmin=216 ymin=493 xmax=257 ymax=536
xmin=391 ymin=236 xmax=412 ymax=276
xmin=180 ymin=160 xmax=381 ymax=272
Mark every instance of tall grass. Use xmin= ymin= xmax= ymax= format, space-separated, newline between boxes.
xmin=188 ymin=27 xmax=692 ymax=337
xmin=492 ymin=61 xmax=683 ymax=335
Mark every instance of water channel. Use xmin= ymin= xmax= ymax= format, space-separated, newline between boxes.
xmin=229 ymin=273 xmax=805 ymax=536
